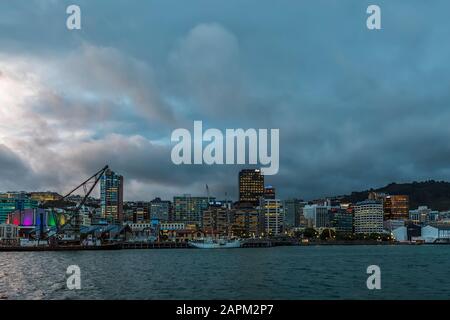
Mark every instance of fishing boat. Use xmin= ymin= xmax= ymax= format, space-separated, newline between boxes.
xmin=188 ymin=237 xmax=241 ymax=249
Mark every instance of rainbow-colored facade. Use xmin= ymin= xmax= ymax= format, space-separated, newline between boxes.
xmin=7 ymin=208 xmax=66 ymax=228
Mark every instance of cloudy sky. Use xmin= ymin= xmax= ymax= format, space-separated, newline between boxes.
xmin=1 ymin=0 xmax=450 ymax=201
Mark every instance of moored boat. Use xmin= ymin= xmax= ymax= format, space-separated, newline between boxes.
xmin=188 ymin=238 xmax=241 ymax=249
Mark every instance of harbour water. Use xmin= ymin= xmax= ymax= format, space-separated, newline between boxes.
xmin=0 ymin=245 xmax=449 ymax=300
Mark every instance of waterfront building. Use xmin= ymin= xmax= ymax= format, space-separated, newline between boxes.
xmin=409 ymin=206 xmax=431 ymax=224
xmin=202 ymin=205 xmax=232 ymax=235
xmin=261 ymin=199 xmax=283 ymax=236
xmin=0 ymin=196 xmax=38 ymax=224
xmin=392 ymin=226 xmax=408 ymax=242
xmin=0 ymin=224 xmax=19 ymax=241
xmin=150 ymin=198 xmax=171 ymax=222
xmin=173 ymin=195 xmax=214 ymax=226
xmin=127 ymin=222 xmax=153 ymax=232
xmin=1 ymin=191 xmax=28 ymax=199
xmin=239 ymin=169 xmax=264 ymax=206
xmin=303 ymin=204 xmax=328 ymax=228
xmin=331 ymin=209 xmax=353 ymax=233
xmin=384 ymin=195 xmax=409 ymax=220
xmin=406 ymin=222 xmax=422 ymax=241
xmin=78 ymin=205 xmax=92 ymax=226
xmin=384 ymin=219 xmax=405 ymax=231
xmin=368 ymin=192 xmax=409 ymax=220
xmin=100 ymin=169 xmax=124 ymax=223
xmin=283 ymin=199 xmax=307 ymax=228
xmin=315 ymin=209 xmax=331 ymax=228
xmin=131 ymin=201 xmax=150 ymax=223
xmin=409 ymin=206 xmax=439 ymax=225
xmin=164 ymin=229 xmax=206 ymax=243
xmin=160 ymin=222 xmax=186 ymax=231
xmin=231 ymin=208 xmax=262 ymax=237
xmin=7 ymin=208 xmax=67 ymax=238
xmin=421 ymin=224 xmax=450 ymax=243
xmin=354 ymin=200 xmax=384 ymax=234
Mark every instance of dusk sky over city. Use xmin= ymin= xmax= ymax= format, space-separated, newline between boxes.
xmin=1 ymin=0 xmax=450 ymax=201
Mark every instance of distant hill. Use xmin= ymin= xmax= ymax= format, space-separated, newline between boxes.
xmin=339 ymin=180 xmax=450 ymax=211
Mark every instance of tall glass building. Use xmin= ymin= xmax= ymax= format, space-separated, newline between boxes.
xmin=100 ymin=169 xmax=124 ymax=223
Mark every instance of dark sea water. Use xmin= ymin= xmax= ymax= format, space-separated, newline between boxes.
xmin=0 ymin=245 xmax=449 ymax=300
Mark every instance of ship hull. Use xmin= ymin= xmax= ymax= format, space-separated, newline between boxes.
xmin=188 ymin=240 xmax=241 ymax=249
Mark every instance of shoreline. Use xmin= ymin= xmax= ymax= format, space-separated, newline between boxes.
xmin=0 ymin=240 xmax=443 ymax=252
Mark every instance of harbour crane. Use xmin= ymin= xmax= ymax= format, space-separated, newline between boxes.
xmin=40 ymin=165 xmax=109 ymax=244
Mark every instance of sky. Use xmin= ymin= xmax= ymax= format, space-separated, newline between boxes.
xmin=1 ymin=0 xmax=450 ymax=201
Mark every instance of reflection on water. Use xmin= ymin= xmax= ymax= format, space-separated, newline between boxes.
xmin=0 ymin=245 xmax=449 ymax=300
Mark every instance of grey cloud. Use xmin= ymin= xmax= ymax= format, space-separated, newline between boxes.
xmin=0 ymin=144 xmax=32 ymax=190
xmin=1 ymin=1 xmax=450 ymax=201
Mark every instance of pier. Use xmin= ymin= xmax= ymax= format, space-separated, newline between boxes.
xmin=122 ymin=242 xmax=191 ymax=249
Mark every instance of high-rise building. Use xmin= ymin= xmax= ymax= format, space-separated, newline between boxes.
xmin=231 ymin=208 xmax=263 ymax=237
xmin=173 ymin=195 xmax=214 ymax=226
xmin=369 ymin=192 xmax=409 ymax=220
xmin=331 ymin=208 xmax=354 ymax=233
xmin=303 ymin=204 xmax=328 ymax=228
xmin=354 ymin=200 xmax=384 ymax=234
xmin=261 ymin=199 xmax=283 ymax=236
xmin=100 ymin=169 xmax=124 ymax=223
xmin=202 ymin=205 xmax=232 ymax=235
xmin=239 ymin=169 xmax=264 ymax=206
xmin=315 ymin=209 xmax=331 ymax=228
xmin=132 ymin=201 xmax=150 ymax=223
xmin=384 ymin=195 xmax=409 ymax=220
xmin=150 ymin=198 xmax=171 ymax=222
xmin=283 ymin=199 xmax=307 ymax=228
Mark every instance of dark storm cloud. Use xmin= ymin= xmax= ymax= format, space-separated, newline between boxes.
xmin=0 ymin=145 xmax=32 ymax=188
xmin=1 ymin=0 xmax=450 ymax=200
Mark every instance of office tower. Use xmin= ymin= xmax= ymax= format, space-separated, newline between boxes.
xmin=384 ymin=195 xmax=409 ymax=220
xmin=354 ymin=200 xmax=384 ymax=234
xmin=261 ymin=199 xmax=283 ymax=236
xmin=315 ymin=209 xmax=331 ymax=228
xmin=369 ymin=192 xmax=409 ymax=220
xmin=331 ymin=208 xmax=354 ymax=233
xmin=132 ymin=201 xmax=150 ymax=223
xmin=202 ymin=204 xmax=232 ymax=235
xmin=173 ymin=195 xmax=214 ymax=226
xmin=283 ymin=199 xmax=307 ymax=228
xmin=231 ymin=208 xmax=262 ymax=237
xmin=303 ymin=204 xmax=328 ymax=228
xmin=100 ymin=169 xmax=124 ymax=223
xmin=150 ymin=197 xmax=171 ymax=222
xmin=239 ymin=169 xmax=264 ymax=206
